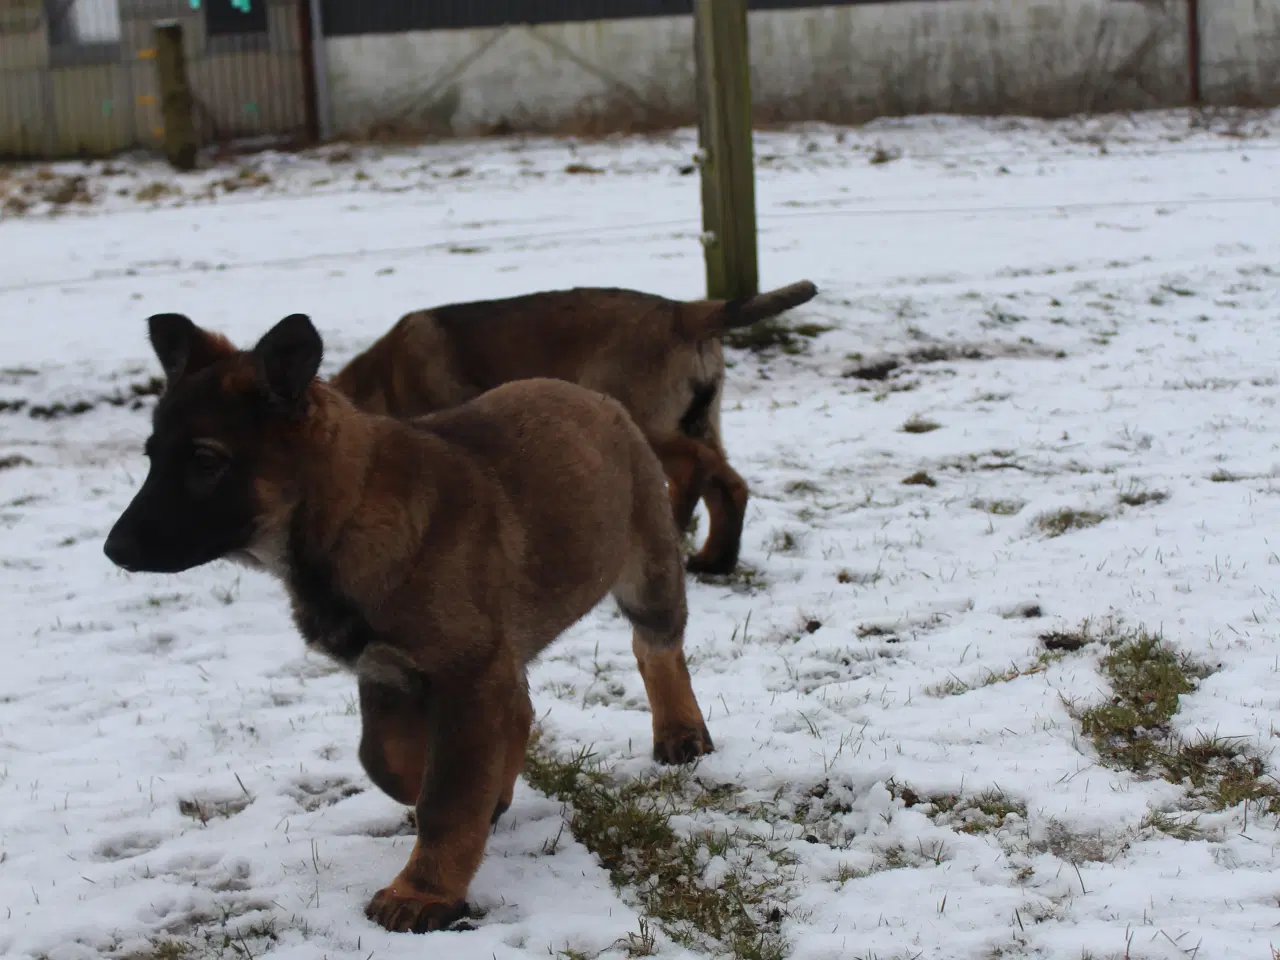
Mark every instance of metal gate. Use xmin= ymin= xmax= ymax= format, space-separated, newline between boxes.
xmin=0 ymin=0 xmax=311 ymax=160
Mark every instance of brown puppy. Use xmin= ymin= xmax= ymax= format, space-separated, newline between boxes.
xmin=331 ymin=281 xmax=819 ymax=575
xmin=103 ymin=313 xmax=713 ymax=934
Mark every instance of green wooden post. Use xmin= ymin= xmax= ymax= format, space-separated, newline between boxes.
xmin=693 ymin=0 xmax=758 ymax=300
xmin=153 ymin=21 xmax=198 ymax=171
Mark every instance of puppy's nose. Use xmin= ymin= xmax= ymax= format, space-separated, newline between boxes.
xmin=103 ymin=528 xmax=138 ymax=571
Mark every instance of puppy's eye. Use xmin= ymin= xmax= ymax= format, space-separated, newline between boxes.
xmin=191 ymin=445 xmax=227 ymax=474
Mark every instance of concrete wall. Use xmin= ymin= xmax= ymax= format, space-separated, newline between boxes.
xmin=323 ymin=0 xmax=1280 ymax=141
xmin=1200 ymin=0 xmax=1280 ymax=105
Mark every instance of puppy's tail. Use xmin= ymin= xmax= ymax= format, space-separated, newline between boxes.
xmin=677 ymin=280 xmax=818 ymax=341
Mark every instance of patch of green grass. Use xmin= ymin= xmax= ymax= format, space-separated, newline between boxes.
xmin=869 ymin=380 xmax=919 ymax=402
xmin=1039 ymin=627 xmax=1092 ymax=652
xmin=844 ymin=357 xmax=900 ymax=381
xmin=767 ymin=528 xmax=805 ymax=555
xmin=1117 ymin=484 xmax=1170 ymax=507
xmin=1140 ymin=810 xmax=1205 ymax=842
xmin=901 ymin=470 xmax=937 ymax=487
xmin=134 ymin=181 xmax=179 ymax=203
xmin=1002 ymin=603 xmax=1043 ymax=620
xmin=837 ymin=568 xmax=882 ymax=586
xmin=7 ymin=376 xmax=164 ymax=422
xmin=868 ymin=144 xmax=902 ymax=165
xmin=971 ymin=498 xmax=1024 ymax=516
xmin=924 ymin=676 xmax=971 ymax=697
xmin=986 ymin=652 xmax=1065 ymax=684
xmin=616 ymin=918 xmax=660 ymax=957
xmin=723 ymin=320 xmax=832 ymax=354
xmin=524 ymin=733 xmax=791 ymax=960
xmin=932 ymin=790 xmax=1026 ymax=835
xmin=824 ymin=848 xmax=925 ymax=890
xmin=890 ymin=780 xmax=1027 ymax=838
xmin=116 ymin=907 xmax=295 ymax=960
xmin=120 ymin=942 xmax=193 ymax=960
xmin=1035 ymin=507 xmax=1106 ymax=537
xmin=943 ymin=450 xmax=1022 ymax=474
xmin=962 ymin=789 xmax=1027 ymax=830
xmin=177 ymin=794 xmax=251 ymax=824
xmin=1037 ymin=818 xmax=1114 ymax=865
xmin=1077 ymin=631 xmax=1208 ymax=773
xmin=856 ymin=622 xmax=897 ymax=639
xmin=833 ymin=861 xmax=873 ymax=883
xmin=984 ymin=306 xmax=1027 ymax=326
xmin=924 ymin=651 xmax=1064 ymax=697
xmin=724 ymin=320 xmax=789 ymax=352
xmin=1075 ymin=628 xmax=1280 ymax=815
xmin=825 ymin=845 xmax=918 ymax=880
xmin=880 ymin=845 xmax=919 ymax=871
xmin=900 ymin=415 xmax=941 ymax=434
xmin=1166 ymin=734 xmax=1280 ymax=812
xmin=784 ymin=478 xmax=821 ymax=496
xmin=1209 ymin=468 xmax=1243 ymax=483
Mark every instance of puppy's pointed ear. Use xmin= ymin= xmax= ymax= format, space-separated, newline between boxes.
xmin=147 ymin=313 xmax=235 ymax=385
xmin=252 ymin=314 xmax=324 ymax=410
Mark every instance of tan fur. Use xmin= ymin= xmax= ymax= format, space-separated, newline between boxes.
xmin=330 ymin=282 xmax=817 ymax=574
xmin=296 ymin=378 xmax=711 ymax=931
xmin=129 ymin=320 xmax=714 ymax=933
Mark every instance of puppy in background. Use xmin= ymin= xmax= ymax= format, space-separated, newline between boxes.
xmin=332 ymin=280 xmax=819 ymax=574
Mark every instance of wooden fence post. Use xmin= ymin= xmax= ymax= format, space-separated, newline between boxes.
xmin=693 ymin=0 xmax=758 ymax=301
xmin=298 ymin=0 xmax=321 ymax=143
xmin=1187 ymin=0 xmax=1202 ymax=105
xmin=153 ymin=21 xmax=198 ymax=171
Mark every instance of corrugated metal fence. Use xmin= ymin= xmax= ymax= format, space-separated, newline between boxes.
xmin=0 ymin=0 xmax=310 ymax=160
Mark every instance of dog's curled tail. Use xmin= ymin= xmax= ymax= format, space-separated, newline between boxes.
xmin=677 ymin=280 xmax=818 ymax=341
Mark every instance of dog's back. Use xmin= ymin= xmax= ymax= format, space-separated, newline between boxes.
xmin=392 ymin=377 xmax=672 ymax=652
xmin=333 ymin=288 xmax=707 ymax=425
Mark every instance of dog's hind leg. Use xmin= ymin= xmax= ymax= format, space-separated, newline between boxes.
xmin=613 ymin=443 xmax=714 ymax=765
xmin=652 ymin=434 xmax=713 ymax=535
xmin=687 ymin=466 xmax=748 ymax=575
xmin=685 ymin=415 xmax=749 ymax=576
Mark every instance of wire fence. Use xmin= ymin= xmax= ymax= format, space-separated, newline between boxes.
xmin=0 ymin=0 xmax=309 ymax=160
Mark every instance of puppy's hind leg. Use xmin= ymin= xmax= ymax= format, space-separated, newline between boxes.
xmin=613 ymin=442 xmax=714 ymax=765
xmin=686 ymin=393 xmax=749 ymax=576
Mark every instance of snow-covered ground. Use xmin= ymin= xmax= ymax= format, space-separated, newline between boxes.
xmin=3 ymin=108 xmax=1280 ymax=960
